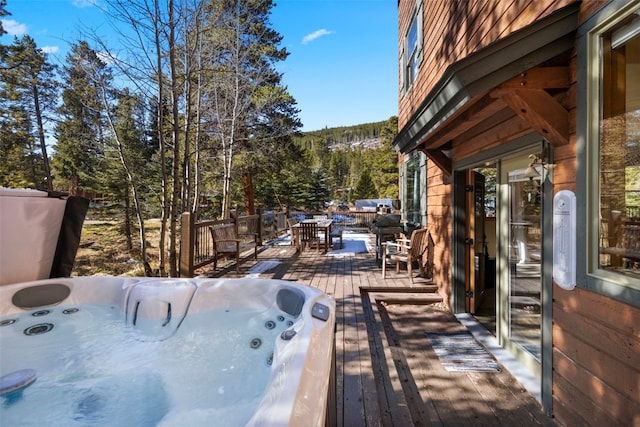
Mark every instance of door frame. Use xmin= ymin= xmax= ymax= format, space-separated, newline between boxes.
xmin=464 ymin=170 xmax=486 ymax=314
xmin=451 ymin=134 xmax=553 ymax=412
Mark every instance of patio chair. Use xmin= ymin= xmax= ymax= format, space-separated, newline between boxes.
xmin=299 ymin=222 xmax=322 ymax=253
xmin=330 ymin=226 xmax=343 ymax=249
xmin=287 ymin=218 xmax=299 ymax=248
xmin=381 ymin=227 xmax=431 ymax=283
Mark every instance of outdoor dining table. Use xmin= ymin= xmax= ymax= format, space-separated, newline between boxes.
xmin=292 ymin=219 xmax=333 ymax=252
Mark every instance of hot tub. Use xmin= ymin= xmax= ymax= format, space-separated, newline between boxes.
xmin=0 ymin=277 xmax=335 ymax=426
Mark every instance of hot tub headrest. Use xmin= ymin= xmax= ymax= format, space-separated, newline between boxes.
xmin=276 ymin=288 xmax=305 ymax=317
xmin=12 ymin=284 xmax=71 ymax=309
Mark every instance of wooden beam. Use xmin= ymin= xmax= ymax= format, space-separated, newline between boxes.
xmin=497 ymin=67 xmax=570 ymax=90
xmin=490 ymin=88 xmax=569 ymax=146
xmin=422 ymin=148 xmax=452 ymax=176
xmin=419 ymin=94 xmax=506 ymax=151
xmin=452 ymin=106 xmax=517 ymax=145
xmin=453 ymin=114 xmax=532 ymax=160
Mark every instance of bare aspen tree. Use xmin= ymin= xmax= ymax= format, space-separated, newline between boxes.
xmin=97 ymin=84 xmax=150 ymax=267
xmin=80 ymin=0 xmax=299 ymax=274
xmin=92 ymin=0 xmax=174 ymax=275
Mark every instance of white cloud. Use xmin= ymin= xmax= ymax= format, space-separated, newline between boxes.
xmin=73 ymin=0 xmax=99 ymax=8
xmin=97 ymin=51 xmax=117 ymax=64
xmin=302 ymin=29 xmax=333 ymax=45
xmin=2 ymin=19 xmax=27 ymax=36
xmin=42 ymin=46 xmax=59 ymax=54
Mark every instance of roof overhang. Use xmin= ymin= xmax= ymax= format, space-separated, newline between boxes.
xmin=394 ymin=3 xmax=580 ymax=156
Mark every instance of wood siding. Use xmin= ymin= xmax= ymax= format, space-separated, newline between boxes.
xmin=553 ymin=287 xmax=640 ymax=425
xmin=398 ymin=0 xmax=640 ymax=425
xmin=551 ymin=6 xmax=639 ymax=426
xmin=398 ymin=0 xmax=574 ymax=131
xmin=425 ymin=158 xmax=452 ymax=303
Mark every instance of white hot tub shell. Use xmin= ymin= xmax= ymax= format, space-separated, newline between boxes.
xmin=0 ymin=276 xmax=336 ymax=426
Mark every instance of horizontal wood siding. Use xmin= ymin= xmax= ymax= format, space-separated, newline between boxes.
xmin=425 ymin=158 xmax=452 ymax=304
xmin=553 ymin=287 xmax=640 ymax=426
xmin=398 ymin=0 xmax=575 ymax=131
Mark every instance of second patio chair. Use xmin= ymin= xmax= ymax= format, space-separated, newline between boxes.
xmin=299 ymin=222 xmax=322 ymax=253
xmin=381 ymin=227 xmax=431 ymax=283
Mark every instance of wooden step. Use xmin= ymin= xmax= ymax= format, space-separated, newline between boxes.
xmin=360 ymin=285 xmax=439 ymax=293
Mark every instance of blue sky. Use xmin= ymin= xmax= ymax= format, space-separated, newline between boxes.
xmin=2 ymin=0 xmax=398 ymax=132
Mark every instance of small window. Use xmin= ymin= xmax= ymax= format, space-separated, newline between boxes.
xmin=401 ymin=1 xmax=422 ymax=94
xmin=407 ymin=15 xmax=419 ymax=86
xmin=404 ymin=151 xmax=424 ymax=225
xmin=595 ymin=6 xmax=640 ymax=282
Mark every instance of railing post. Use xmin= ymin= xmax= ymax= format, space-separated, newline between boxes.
xmin=230 ymin=209 xmax=241 ymax=247
xmin=256 ymin=207 xmax=263 ymax=245
xmin=179 ymin=212 xmax=195 ymax=277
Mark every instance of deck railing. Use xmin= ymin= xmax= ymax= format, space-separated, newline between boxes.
xmin=179 ymin=209 xmax=289 ymax=277
xmin=180 ymin=208 xmax=383 ymax=277
xmin=288 ymin=210 xmax=378 ymax=230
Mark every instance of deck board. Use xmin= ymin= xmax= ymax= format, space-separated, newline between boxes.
xmin=200 ymin=232 xmax=556 ymax=426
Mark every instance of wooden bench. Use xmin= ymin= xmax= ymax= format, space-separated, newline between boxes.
xmin=210 ymin=223 xmax=258 ymax=273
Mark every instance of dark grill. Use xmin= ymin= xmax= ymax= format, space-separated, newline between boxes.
xmin=370 ymin=214 xmax=404 ymax=265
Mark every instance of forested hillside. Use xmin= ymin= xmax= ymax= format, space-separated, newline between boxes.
xmin=286 ymin=118 xmax=399 ymax=209
xmin=296 ymin=121 xmax=387 ymax=150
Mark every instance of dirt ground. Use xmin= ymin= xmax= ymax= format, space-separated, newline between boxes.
xmin=74 ymin=219 xmax=162 ymax=277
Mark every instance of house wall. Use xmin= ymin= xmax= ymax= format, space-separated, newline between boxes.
xmin=553 ymin=3 xmax=640 ymax=425
xmin=398 ymin=0 xmax=639 ymax=425
xmin=398 ymin=0 xmax=575 ymax=131
xmin=425 ymin=155 xmax=451 ymax=302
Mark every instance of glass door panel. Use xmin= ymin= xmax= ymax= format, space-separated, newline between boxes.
xmin=502 ymin=154 xmax=543 ymax=362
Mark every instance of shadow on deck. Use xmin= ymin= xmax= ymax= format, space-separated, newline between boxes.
xmin=198 ymin=231 xmax=555 ymax=427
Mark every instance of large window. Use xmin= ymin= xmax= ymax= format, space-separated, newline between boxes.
xmin=595 ymin=6 xmax=640 ymax=281
xmin=401 ymin=1 xmax=422 ymax=94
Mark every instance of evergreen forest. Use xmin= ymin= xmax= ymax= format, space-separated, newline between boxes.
xmin=0 ymin=0 xmax=398 ymax=276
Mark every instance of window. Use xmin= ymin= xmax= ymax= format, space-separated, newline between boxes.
xmin=404 ymin=152 xmax=424 ymax=225
xmin=595 ymin=6 xmax=640 ymax=282
xmin=401 ymin=1 xmax=423 ymax=94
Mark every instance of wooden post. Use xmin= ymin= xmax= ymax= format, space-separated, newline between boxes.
xmin=256 ymin=207 xmax=263 ymax=245
xmin=179 ymin=212 xmax=195 ymax=277
xmin=230 ymin=209 xmax=238 ymax=230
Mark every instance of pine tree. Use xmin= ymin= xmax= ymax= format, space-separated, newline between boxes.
xmin=329 ymin=148 xmax=350 ymax=192
xmin=0 ymin=35 xmax=57 ymax=189
xmin=303 ymin=168 xmax=331 ymax=211
xmin=353 ymin=169 xmax=377 ymax=200
xmin=0 ymin=0 xmax=9 ymax=61
xmin=101 ymin=89 xmax=155 ymax=264
xmin=52 ymin=41 xmax=109 ymax=195
xmin=0 ymin=45 xmax=32 ymax=188
xmin=365 ymin=116 xmax=399 ymax=198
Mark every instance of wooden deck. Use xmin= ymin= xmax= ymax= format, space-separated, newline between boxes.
xmin=200 ymin=232 xmax=556 ymax=426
